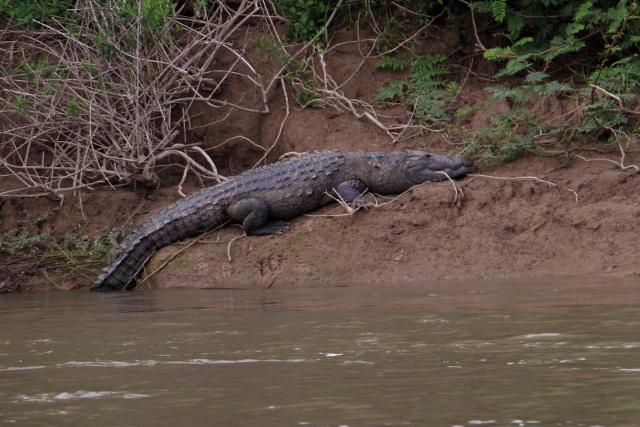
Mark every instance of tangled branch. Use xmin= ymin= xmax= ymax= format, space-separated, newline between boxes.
xmin=0 ymin=0 xmax=274 ymax=200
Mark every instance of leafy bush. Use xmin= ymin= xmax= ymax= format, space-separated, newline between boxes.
xmin=476 ymin=0 xmax=640 ymax=65
xmin=0 ymin=0 xmax=74 ymax=24
xmin=0 ymin=223 xmax=125 ymax=293
xmin=474 ymin=0 xmax=640 ymax=126
xmin=273 ymin=0 xmax=341 ymax=42
xmin=374 ymin=54 xmax=458 ymax=124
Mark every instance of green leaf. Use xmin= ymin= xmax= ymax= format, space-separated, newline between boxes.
xmin=512 ymin=37 xmax=534 ymax=48
xmin=495 ymin=57 xmax=529 ymax=77
xmin=575 ymin=1 xmax=594 ymax=21
xmin=374 ymin=80 xmax=405 ymax=101
xmin=490 ymin=0 xmax=507 ymax=22
xmin=507 ymin=14 xmax=525 ymax=37
xmin=374 ymin=56 xmax=406 ymax=70
xmin=483 ymin=46 xmax=514 ymax=61
xmin=524 ymin=71 xmax=549 ymax=83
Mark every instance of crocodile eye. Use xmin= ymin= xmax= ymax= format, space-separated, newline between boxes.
xmin=424 ymin=154 xmax=431 ymax=158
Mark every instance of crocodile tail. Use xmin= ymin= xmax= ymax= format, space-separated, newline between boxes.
xmin=91 ymin=232 xmax=159 ymax=291
xmin=91 ymin=189 xmax=226 ymax=292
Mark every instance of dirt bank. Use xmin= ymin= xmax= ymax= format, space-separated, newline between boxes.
xmin=142 ymin=150 xmax=639 ymax=289
xmin=1 ymin=141 xmax=638 ymax=291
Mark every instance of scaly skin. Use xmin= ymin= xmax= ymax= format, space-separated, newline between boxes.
xmin=91 ymin=150 xmax=473 ymax=291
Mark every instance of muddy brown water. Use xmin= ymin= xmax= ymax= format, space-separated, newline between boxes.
xmin=2 ymin=277 xmax=640 ymax=426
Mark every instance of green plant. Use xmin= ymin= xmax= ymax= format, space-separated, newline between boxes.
xmin=474 ymin=1 xmax=640 ymax=127
xmin=486 ymin=72 xmax=573 ymax=103
xmin=464 ymin=108 xmax=542 ymax=162
xmin=3 ymin=0 xmax=174 ymax=55
xmin=273 ymin=0 xmax=340 ymax=42
xmin=0 ymin=228 xmax=48 ymax=256
xmin=364 ymin=0 xmax=443 ymax=52
xmin=474 ymin=0 xmax=640 ymax=73
xmin=0 ymin=0 xmax=74 ymax=24
xmin=374 ymin=54 xmax=457 ymax=124
xmin=0 ymin=220 xmax=125 ymax=293
xmin=452 ymin=0 xmax=640 ymax=160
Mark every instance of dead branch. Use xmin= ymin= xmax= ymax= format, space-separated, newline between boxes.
xmin=588 ymin=84 xmax=640 ymax=116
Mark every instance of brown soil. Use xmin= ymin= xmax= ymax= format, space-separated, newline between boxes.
xmin=1 ymin=25 xmax=639 ymax=291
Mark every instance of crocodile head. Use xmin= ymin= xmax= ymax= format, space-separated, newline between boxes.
xmin=403 ymin=151 xmax=474 ymax=183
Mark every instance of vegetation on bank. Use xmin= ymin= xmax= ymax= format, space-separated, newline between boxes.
xmin=0 ymin=216 xmax=125 ymax=292
xmin=1 ymin=0 xmax=639 ymax=291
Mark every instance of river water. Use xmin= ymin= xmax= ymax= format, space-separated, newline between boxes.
xmin=1 ymin=277 xmax=640 ymax=426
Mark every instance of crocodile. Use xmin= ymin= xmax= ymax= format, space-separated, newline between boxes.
xmin=91 ymin=149 xmax=473 ymax=291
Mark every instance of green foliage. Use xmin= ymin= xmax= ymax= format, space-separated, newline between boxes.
xmin=363 ymin=1 xmax=444 ymax=52
xmin=0 ymin=228 xmax=48 ymax=256
xmin=0 ymin=0 xmax=74 ymax=24
xmin=78 ymin=0 xmax=174 ymax=57
xmin=375 ymin=54 xmax=456 ymax=123
xmin=581 ymin=55 xmax=640 ymax=136
xmin=273 ymin=0 xmax=340 ymax=42
xmin=463 ymin=108 xmax=542 ymax=163
xmin=121 ymin=0 xmax=173 ymax=44
xmin=462 ymin=71 xmax=577 ymax=162
xmin=374 ymin=56 xmax=407 ymax=71
xmin=476 ymin=0 xmax=640 ymax=80
xmin=590 ymin=56 xmax=640 ymax=93
xmin=3 ymin=0 xmax=174 ymax=54
xmin=55 ymin=227 xmax=123 ymax=261
xmin=486 ymin=73 xmax=572 ymax=104
xmin=490 ymin=0 xmax=507 ymax=22
xmin=252 ymin=34 xmax=293 ymax=65
xmin=466 ymin=0 xmax=640 ymax=160
xmin=0 ymin=208 xmax=122 ymax=261
xmin=0 ymin=217 xmax=125 ymax=293
xmin=13 ymin=95 xmax=30 ymax=116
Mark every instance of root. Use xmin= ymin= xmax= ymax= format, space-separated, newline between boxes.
xmin=469 ymin=174 xmax=580 ymax=203
xmin=573 ymin=139 xmax=639 ymax=173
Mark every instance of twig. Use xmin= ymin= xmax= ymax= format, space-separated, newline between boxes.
xmin=0 ymin=1 xmax=269 ymax=200
xmin=436 ymin=171 xmax=465 ymax=206
xmin=588 ymin=84 xmax=640 ymax=116
xmin=135 ymin=220 xmax=231 ymax=289
xmin=304 ymin=189 xmax=364 ymax=217
xmin=227 ymin=233 xmax=246 ymax=262
xmin=266 ymin=269 xmax=284 ymax=289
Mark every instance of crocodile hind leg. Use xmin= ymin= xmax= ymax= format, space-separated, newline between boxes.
xmin=226 ymin=198 xmax=288 ymax=235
